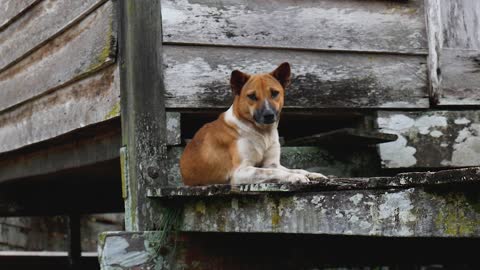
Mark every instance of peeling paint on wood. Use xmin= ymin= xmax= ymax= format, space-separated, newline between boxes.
xmin=0 ymin=65 xmax=120 ymax=154
xmin=377 ymin=111 xmax=480 ymax=168
xmin=0 ymin=0 xmax=109 ymax=73
xmin=0 ymin=0 xmax=116 ymax=112
xmin=163 ymin=45 xmax=428 ymax=109
xmin=178 ymin=187 xmax=480 ymax=237
xmin=0 ymin=0 xmax=40 ymax=30
xmin=161 ymin=0 xmax=427 ymax=54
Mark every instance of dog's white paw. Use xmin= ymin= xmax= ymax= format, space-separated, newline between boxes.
xmin=285 ymin=174 xmax=310 ymax=184
xmin=306 ymin=172 xmax=328 ymax=181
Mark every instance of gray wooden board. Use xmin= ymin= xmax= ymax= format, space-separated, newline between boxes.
xmin=161 ymin=0 xmax=427 ymax=54
xmin=0 ymin=0 xmax=40 ymax=30
xmin=0 ymin=65 xmax=119 ymax=154
xmin=165 ymin=146 xmax=380 ymax=187
xmin=438 ymin=49 xmax=480 ymax=105
xmin=148 ymin=167 xmax=480 ymax=198
xmin=0 ymin=0 xmax=116 ymax=113
xmin=440 ymin=0 xmax=480 ymax=50
xmin=0 ymin=127 xmax=120 ymax=183
xmin=163 ymin=45 xmax=429 ymax=109
xmin=177 ymin=186 xmax=480 ymax=237
xmin=377 ymin=110 xmax=480 ymax=168
xmin=0 ymin=0 xmax=108 ymax=73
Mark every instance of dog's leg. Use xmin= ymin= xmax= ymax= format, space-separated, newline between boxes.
xmin=231 ymin=165 xmax=310 ymax=185
xmin=262 ymin=143 xmax=328 ymax=181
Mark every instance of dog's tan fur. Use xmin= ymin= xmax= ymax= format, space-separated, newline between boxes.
xmin=180 ymin=63 xmax=327 ymax=186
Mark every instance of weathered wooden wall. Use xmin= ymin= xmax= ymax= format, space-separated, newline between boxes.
xmin=427 ymin=0 xmax=480 ymax=105
xmin=161 ymin=0 xmax=429 ymax=110
xmin=0 ymin=0 xmax=119 ymax=155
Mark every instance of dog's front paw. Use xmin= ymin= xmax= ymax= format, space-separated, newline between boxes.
xmin=285 ymin=174 xmax=310 ymax=184
xmin=306 ymin=172 xmax=328 ymax=181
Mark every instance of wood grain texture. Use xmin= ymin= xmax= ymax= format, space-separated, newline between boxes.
xmin=0 ymin=0 xmax=116 ymax=113
xmin=0 ymin=0 xmax=108 ymax=72
xmin=0 ymin=65 xmax=119 ymax=154
xmin=440 ymin=0 xmax=480 ymax=50
xmin=163 ymin=45 xmax=429 ymax=109
xmin=178 ymin=187 xmax=480 ymax=237
xmin=161 ymin=0 xmax=427 ymax=54
xmin=0 ymin=0 xmax=40 ymax=30
xmin=377 ymin=110 xmax=480 ymax=168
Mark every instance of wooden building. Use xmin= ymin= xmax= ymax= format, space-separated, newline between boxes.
xmin=0 ymin=0 xmax=479 ymax=269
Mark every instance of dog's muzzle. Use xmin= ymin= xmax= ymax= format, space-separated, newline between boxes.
xmin=254 ymin=101 xmax=278 ymax=125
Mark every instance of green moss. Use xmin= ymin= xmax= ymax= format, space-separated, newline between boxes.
xmin=105 ymin=101 xmax=121 ymax=120
xmin=86 ymin=16 xmax=115 ymax=74
xmin=434 ymin=193 xmax=480 ymax=236
xmin=195 ymin=201 xmax=206 ymax=215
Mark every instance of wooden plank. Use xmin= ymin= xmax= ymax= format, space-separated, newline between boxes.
xmin=148 ymin=167 xmax=480 ymax=198
xmin=161 ymin=0 xmax=427 ymax=54
xmin=0 ymin=0 xmax=108 ymax=73
xmin=99 ymin=232 xmax=480 ymax=269
xmin=425 ymin=0 xmax=442 ymax=103
xmin=440 ymin=0 xmax=480 ymax=50
xmin=285 ymin=128 xmax=397 ymax=146
xmin=119 ymin=0 xmax=168 ymax=231
xmin=0 ymin=0 xmax=116 ymax=113
xmin=177 ymin=187 xmax=480 ymax=237
xmin=0 ymin=65 xmax=120 ymax=154
xmin=0 ymin=121 xmax=120 ymax=183
xmin=377 ymin=111 xmax=480 ymax=168
xmin=0 ymin=0 xmax=40 ymax=30
xmin=437 ymin=48 xmax=480 ymax=105
xmin=163 ymin=45 xmax=429 ymax=109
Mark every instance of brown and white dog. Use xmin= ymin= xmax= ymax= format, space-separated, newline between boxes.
xmin=180 ymin=62 xmax=327 ymax=186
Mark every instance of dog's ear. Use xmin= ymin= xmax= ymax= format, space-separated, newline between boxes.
xmin=230 ymin=70 xmax=250 ymax=95
xmin=270 ymin=62 xmax=291 ymax=89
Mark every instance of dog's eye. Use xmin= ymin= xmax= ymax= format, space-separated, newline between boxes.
xmin=271 ymin=90 xmax=279 ymax=98
xmin=247 ymin=93 xmax=257 ymax=101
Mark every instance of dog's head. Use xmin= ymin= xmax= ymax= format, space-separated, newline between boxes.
xmin=230 ymin=62 xmax=291 ymax=127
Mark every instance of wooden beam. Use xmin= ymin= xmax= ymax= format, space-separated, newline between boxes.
xmin=67 ymin=214 xmax=81 ymax=269
xmin=162 ymin=45 xmax=429 ymax=109
xmin=285 ymin=128 xmax=397 ymax=146
xmin=161 ymin=0 xmax=427 ymax=54
xmin=119 ymin=0 xmax=168 ymax=231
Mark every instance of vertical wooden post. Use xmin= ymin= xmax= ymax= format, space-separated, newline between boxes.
xmin=67 ymin=214 xmax=81 ymax=269
xmin=118 ymin=0 xmax=167 ymax=231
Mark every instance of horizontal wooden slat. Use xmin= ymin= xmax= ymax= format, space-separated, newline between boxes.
xmin=0 ymin=0 xmax=108 ymax=73
xmin=437 ymin=49 xmax=480 ymax=105
xmin=178 ymin=187 xmax=480 ymax=237
xmin=285 ymin=128 xmax=397 ymax=146
xmin=0 ymin=0 xmax=116 ymax=113
xmin=377 ymin=110 xmax=480 ymax=168
xmin=0 ymin=65 xmax=119 ymax=154
xmin=161 ymin=0 xmax=427 ymax=54
xmin=163 ymin=45 xmax=429 ymax=109
xmin=0 ymin=0 xmax=40 ymax=30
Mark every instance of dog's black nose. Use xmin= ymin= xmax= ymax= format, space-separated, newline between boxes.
xmin=263 ymin=112 xmax=276 ymax=123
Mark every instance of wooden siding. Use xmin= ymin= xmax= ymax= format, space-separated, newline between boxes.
xmin=162 ymin=0 xmax=427 ymax=54
xmin=0 ymin=0 xmax=117 ymax=155
xmin=163 ymin=45 xmax=428 ymax=109
xmin=0 ymin=0 xmax=40 ymax=30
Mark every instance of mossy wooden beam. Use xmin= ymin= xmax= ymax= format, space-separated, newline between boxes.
xmin=119 ymin=0 xmax=168 ymax=231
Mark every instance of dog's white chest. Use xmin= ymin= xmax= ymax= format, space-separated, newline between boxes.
xmin=237 ymin=131 xmax=278 ymax=165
